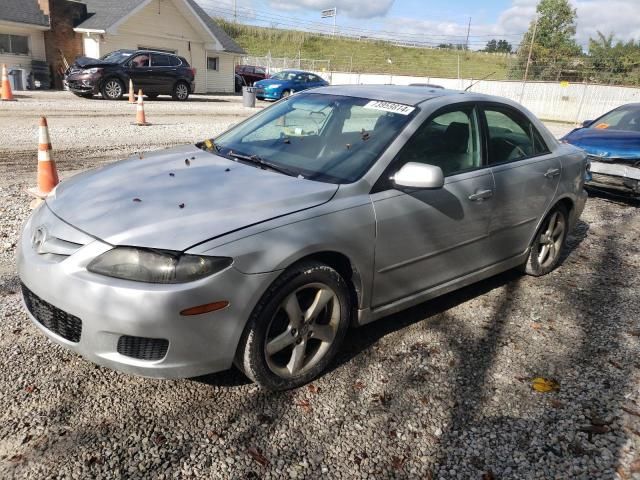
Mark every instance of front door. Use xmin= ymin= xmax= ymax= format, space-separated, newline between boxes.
xmin=371 ymin=105 xmax=496 ymax=308
xmin=482 ymin=105 xmax=561 ymax=260
xmin=125 ymin=53 xmax=153 ymax=92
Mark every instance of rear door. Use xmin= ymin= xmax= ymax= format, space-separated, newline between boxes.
xmin=149 ymin=53 xmax=177 ymax=93
xmin=482 ymin=104 xmax=560 ymax=260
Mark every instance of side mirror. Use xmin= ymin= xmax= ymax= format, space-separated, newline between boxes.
xmin=582 ymin=119 xmax=593 ymax=128
xmin=392 ymin=162 xmax=444 ymax=189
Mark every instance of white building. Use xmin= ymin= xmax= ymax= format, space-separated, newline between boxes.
xmin=74 ymin=0 xmax=245 ymax=94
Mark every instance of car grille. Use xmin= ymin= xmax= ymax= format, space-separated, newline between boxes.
xmin=21 ymin=284 xmax=82 ymax=342
xmin=117 ymin=336 xmax=169 ymax=361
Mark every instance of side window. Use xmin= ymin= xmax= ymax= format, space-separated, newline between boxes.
xmin=484 ymin=107 xmax=548 ymax=163
xmin=151 ymin=53 xmax=172 ymax=67
xmin=170 ymin=56 xmax=181 ymax=67
xmin=207 ymin=57 xmax=219 ymax=71
xmin=395 ymin=107 xmax=481 ymax=176
xmin=130 ymin=54 xmax=150 ymax=68
xmin=255 ymin=67 xmax=266 ymax=75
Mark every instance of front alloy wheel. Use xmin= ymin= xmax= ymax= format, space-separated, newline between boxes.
xmin=101 ymin=79 xmax=123 ymax=100
xmin=235 ymin=261 xmax=351 ymax=390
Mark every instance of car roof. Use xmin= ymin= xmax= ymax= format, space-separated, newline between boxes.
xmin=307 ymin=84 xmax=514 ymax=107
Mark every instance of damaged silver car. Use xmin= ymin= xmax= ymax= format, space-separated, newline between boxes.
xmin=18 ymin=86 xmax=588 ymax=390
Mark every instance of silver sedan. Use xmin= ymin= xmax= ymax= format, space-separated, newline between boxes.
xmin=18 ymin=85 xmax=588 ymax=390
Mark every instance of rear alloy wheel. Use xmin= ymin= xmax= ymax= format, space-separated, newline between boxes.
xmin=172 ymin=82 xmax=190 ymax=101
xmin=101 ymin=78 xmax=124 ymax=100
xmin=524 ymin=205 xmax=569 ymax=276
xmin=235 ymin=261 xmax=351 ymax=390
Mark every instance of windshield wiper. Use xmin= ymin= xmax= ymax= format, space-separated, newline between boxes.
xmin=228 ymin=151 xmax=298 ymax=177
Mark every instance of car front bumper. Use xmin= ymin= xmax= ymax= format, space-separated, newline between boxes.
xmin=17 ymin=204 xmax=279 ymax=379
xmin=65 ymin=73 xmax=101 ymax=94
xmin=255 ymin=88 xmax=281 ymax=100
xmin=587 ymin=161 xmax=640 ymax=194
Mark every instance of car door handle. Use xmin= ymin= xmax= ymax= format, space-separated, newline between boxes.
xmin=468 ymin=189 xmax=493 ymax=201
xmin=544 ymin=168 xmax=561 ymax=178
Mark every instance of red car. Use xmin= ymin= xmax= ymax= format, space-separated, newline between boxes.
xmin=235 ymin=65 xmax=269 ymax=86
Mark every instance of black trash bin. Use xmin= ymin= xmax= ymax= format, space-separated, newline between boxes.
xmin=242 ymin=86 xmax=257 ymax=108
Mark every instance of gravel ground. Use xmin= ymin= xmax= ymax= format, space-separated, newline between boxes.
xmin=1 ymin=92 xmax=639 ymax=479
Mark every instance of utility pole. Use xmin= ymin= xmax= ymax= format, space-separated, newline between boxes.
xmin=465 ymin=17 xmax=471 ymax=51
xmin=520 ymin=15 xmax=538 ymax=102
xmin=233 ymin=0 xmax=237 ymax=23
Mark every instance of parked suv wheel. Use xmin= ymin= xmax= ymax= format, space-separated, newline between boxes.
xmin=101 ymin=78 xmax=124 ymax=100
xmin=172 ymin=82 xmax=190 ymax=101
xmin=235 ymin=261 xmax=351 ymax=390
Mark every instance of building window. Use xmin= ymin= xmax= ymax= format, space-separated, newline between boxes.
xmin=0 ymin=34 xmax=29 ymax=55
xmin=207 ymin=57 xmax=219 ymax=71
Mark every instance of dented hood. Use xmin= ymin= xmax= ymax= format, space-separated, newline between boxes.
xmin=46 ymin=145 xmax=338 ymax=251
xmin=72 ymin=56 xmax=117 ymax=69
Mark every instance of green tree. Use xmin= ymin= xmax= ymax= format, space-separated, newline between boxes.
xmin=514 ymin=0 xmax=582 ymax=80
xmin=587 ymin=32 xmax=640 ymax=85
xmin=485 ymin=39 xmax=512 ymax=53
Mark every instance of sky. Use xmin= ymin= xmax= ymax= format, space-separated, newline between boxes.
xmin=198 ymin=0 xmax=640 ymax=51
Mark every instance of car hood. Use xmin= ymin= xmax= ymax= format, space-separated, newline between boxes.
xmin=71 ymin=56 xmax=116 ymax=69
xmin=46 ymin=145 xmax=338 ymax=251
xmin=564 ymin=128 xmax=640 ymax=160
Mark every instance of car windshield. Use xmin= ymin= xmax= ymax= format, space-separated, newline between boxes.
xmin=100 ymin=50 xmax=134 ymax=63
xmin=212 ymin=93 xmax=416 ymax=184
xmin=269 ymin=71 xmax=300 ymax=81
xmin=589 ymin=106 xmax=640 ymax=132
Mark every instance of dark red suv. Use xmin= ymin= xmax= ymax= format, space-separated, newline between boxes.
xmin=235 ymin=65 xmax=269 ymax=86
xmin=65 ymin=49 xmax=196 ymax=101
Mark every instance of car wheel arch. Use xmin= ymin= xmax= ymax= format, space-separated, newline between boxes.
xmin=527 ymin=196 xmax=575 ymax=250
xmin=273 ymin=250 xmax=364 ymax=314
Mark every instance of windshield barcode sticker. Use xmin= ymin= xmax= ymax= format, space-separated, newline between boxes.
xmin=364 ymin=101 xmax=415 ymax=115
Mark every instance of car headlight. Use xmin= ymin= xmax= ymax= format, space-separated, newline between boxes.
xmin=266 ymin=83 xmax=281 ymax=89
xmin=85 ymin=68 xmax=102 ymax=74
xmin=87 ymin=247 xmax=232 ymax=283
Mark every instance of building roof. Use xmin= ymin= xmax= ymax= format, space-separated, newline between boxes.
xmin=0 ymin=0 xmax=49 ymax=28
xmin=74 ymin=0 xmax=245 ymax=55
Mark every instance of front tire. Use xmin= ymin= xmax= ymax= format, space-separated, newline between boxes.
xmin=281 ymin=89 xmax=291 ymax=99
xmin=524 ymin=204 xmax=569 ymax=276
xmin=101 ymin=78 xmax=124 ymax=100
xmin=172 ymin=81 xmax=190 ymax=101
xmin=235 ymin=261 xmax=351 ymax=391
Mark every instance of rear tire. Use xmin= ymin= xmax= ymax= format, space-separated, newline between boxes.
xmin=101 ymin=78 xmax=124 ymax=100
xmin=172 ymin=81 xmax=190 ymax=101
xmin=234 ymin=261 xmax=351 ymax=391
xmin=524 ymin=204 xmax=569 ymax=276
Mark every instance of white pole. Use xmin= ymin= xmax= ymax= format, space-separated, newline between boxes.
xmin=333 ymin=8 xmax=337 ymax=36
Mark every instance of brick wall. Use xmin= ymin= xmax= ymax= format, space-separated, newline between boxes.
xmin=43 ymin=0 xmax=87 ymax=89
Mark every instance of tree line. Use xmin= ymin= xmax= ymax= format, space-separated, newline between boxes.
xmin=511 ymin=0 xmax=640 ymax=85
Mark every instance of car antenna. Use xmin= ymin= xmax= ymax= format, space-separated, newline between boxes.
xmin=464 ymin=72 xmax=496 ymax=92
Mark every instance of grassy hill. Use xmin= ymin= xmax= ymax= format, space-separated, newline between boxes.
xmin=217 ymin=19 xmax=512 ymax=79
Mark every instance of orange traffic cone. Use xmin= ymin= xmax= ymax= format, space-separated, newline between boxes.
xmin=1 ymin=64 xmax=16 ymax=101
xmin=27 ymin=117 xmax=59 ymax=207
xmin=135 ymin=89 xmax=150 ymax=126
xmin=128 ymin=78 xmax=135 ymax=103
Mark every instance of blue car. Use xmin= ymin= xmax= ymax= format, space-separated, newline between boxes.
xmin=255 ymin=70 xmax=328 ymax=101
xmin=562 ymin=103 xmax=640 ymax=195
